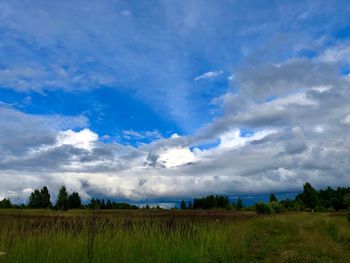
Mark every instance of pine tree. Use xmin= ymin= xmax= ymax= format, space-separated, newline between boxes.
xmin=29 ymin=189 xmax=41 ymax=208
xmin=297 ymin=182 xmax=319 ymax=209
xmin=56 ymin=185 xmax=69 ymax=210
xmin=89 ymin=199 xmax=96 ymax=209
xmin=188 ymin=201 xmax=193 ymax=209
xmin=68 ymin=192 xmax=81 ymax=209
xmin=0 ymin=198 xmax=12 ymax=208
xmin=269 ymin=193 xmax=278 ymax=203
xmin=101 ymin=199 xmax=106 ymax=209
xmin=180 ymin=200 xmax=187 ymax=209
xmin=236 ymin=198 xmax=243 ymax=210
xmin=106 ymin=200 xmax=112 ymax=209
xmin=40 ymin=186 xmax=51 ymax=208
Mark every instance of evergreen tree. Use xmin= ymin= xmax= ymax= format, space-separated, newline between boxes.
xmin=343 ymin=193 xmax=350 ymax=208
xmin=101 ymin=199 xmax=106 ymax=209
xmin=95 ymin=199 xmax=101 ymax=209
xmin=68 ymin=192 xmax=81 ymax=209
xmin=29 ymin=189 xmax=41 ymax=208
xmin=269 ymin=193 xmax=278 ymax=202
xmin=297 ymin=182 xmax=319 ymax=209
xmin=0 ymin=198 xmax=12 ymax=208
xmin=236 ymin=198 xmax=243 ymax=210
xmin=188 ymin=201 xmax=193 ymax=209
xmin=89 ymin=198 xmax=96 ymax=209
xmin=56 ymin=185 xmax=69 ymax=210
xmin=180 ymin=200 xmax=187 ymax=209
xmin=106 ymin=200 xmax=112 ymax=209
xmin=40 ymin=186 xmax=51 ymax=208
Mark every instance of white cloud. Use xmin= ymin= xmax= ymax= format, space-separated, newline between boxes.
xmin=194 ymin=70 xmax=224 ymax=81
xmin=311 ymin=85 xmax=332 ymax=93
xmin=57 ymin=129 xmax=98 ymax=151
xmin=3 ymin=48 xmax=350 ymax=203
xmin=157 ymin=147 xmax=197 ymax=168
xmin=318 ymin=43 xmax=350 ymax=64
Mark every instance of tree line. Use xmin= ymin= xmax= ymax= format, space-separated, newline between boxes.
xmin=179 ymin=182 xmax=350 ymax=213
xmin=1 ymin=182 xmax=350 ymax=212
xmin=0 ymin=185 xmax=139 ymax=210
xmin=256 ymin=182 xmax=350 ymax=214
xmin=27 ymin=185 xmax=82 ymax=210
xmin=180 ymin=195 xmax=243 ymax=210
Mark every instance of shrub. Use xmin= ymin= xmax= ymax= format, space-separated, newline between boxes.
xmin=270 ymin=202 xmax=284 ymax=213
xmin=347 ymin=209 xmax=350 ymax=223
xmin=255 ymin=202 xmax=273 ymax=215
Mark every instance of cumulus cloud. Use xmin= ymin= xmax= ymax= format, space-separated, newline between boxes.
xmin=1 ymin=1 xmax=350 ymax=203
xmin=318 ymin=43 xmax=350 ymax=64
xmin=2 ymin=45 xmax=350 ymax=203
xmin=57 ymin=129 xmax=98 ymax=151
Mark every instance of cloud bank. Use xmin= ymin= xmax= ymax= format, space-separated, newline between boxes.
xmin=1 ymin=1 xmax=350 ymax=203
xmin=1 ymin=46 xmax=350 ymax=202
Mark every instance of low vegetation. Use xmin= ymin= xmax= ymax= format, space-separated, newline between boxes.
xmin=0 ymin=183 xmax=350 ymax=262
xmin=0 ymin=210 xmax=349 ymax=262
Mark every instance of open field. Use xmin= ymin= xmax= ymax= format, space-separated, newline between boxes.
xmin=0 ymin=210 xmax=349 ymax=263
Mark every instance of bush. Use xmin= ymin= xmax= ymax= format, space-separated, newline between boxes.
xmin=255 ymin=202 xmax=273 ymax=215
xmin=324 ymin=207 xmax=335 ymax=213
xmin=347 ymin=209 xmax=350 ymax=223
xmin=270 ymin=202 xmax=284 ymax=213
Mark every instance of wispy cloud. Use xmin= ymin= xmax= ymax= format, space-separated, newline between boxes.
xmin=194 ymin=70 xmax=224 ymax=81
xmin=120 ymin=10 xmax=131 ymax=17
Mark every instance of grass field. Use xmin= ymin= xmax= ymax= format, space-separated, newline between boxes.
xmin=0 ymin=210 xmax=349 ymax=262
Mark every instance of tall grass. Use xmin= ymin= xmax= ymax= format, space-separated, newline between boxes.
xmin=0 ymin=210 xmax=349 ymax=262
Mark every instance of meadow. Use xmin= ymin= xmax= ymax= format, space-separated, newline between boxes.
xmin=0 ymin=210 xmax=349 ymax=263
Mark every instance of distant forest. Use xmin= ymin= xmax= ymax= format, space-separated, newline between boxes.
xmin=1 ymin=183 xmax=350 ymax=214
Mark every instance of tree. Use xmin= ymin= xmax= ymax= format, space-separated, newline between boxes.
xmin=29 ymin=189 xmax=41 ymax=208
xmin=95 ymin=199 xmax=102 ymax=209
xmin=56 ymin=185 xmax=69 ymax=210
xmin=40 ymin=186 xmax=51 ymax=208
xmin=256 ymin=202 xmax=273 ymax=215
xmin=89 ymin=198 xmax=97 ymax=209
xmin=68 ymin=192 xmax=81 ymax=209
xmin=297 ymin=182 xmax=319 ymax=209
xmin=280 ymin=198 xmax=294 ymax=210
xmin=236 ymin=198 xmax=243 ymax=210
xmin=28 ymin=186 xmax=51 ymax=208
xmin=188 ymin=201 xmax=193 ymax=209
xmin=106 ymin=200 xmax=112 ymax=209
xmin=344 ymin=193 xmax=350 ymax=208
xmin=180 ymin=200 xmax=187 ymax=209
xmin=0 ymin=198 xmax=12 ymax=208
xmin=269 ymin=193 xmax=278 ymax=202
xmin=101 ymin=199 xmax=106 ymax=209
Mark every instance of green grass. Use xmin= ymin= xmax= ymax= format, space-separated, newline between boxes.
xmin=0 ymin=210 xmax=349 ymax=262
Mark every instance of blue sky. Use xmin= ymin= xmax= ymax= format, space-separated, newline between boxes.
xmin=1 ymin=1 xmax=350 ymax=202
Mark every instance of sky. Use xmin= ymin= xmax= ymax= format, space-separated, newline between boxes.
xmin=1 ymin=0 xmax=350 ymax=203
